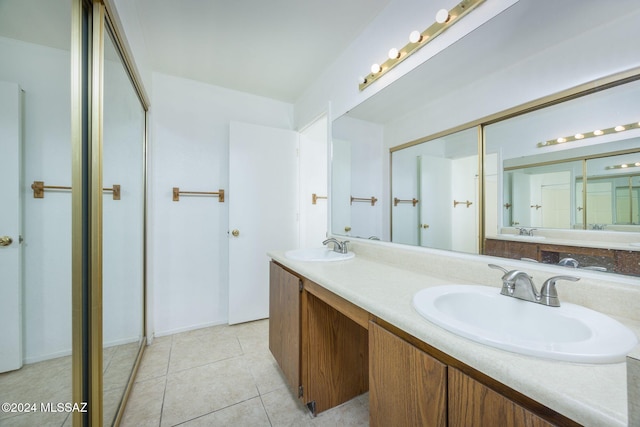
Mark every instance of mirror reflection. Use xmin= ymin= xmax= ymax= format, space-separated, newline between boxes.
xmin=391 ymin=127 xmax=479 ymax=253
xmin=331 ymin=116 xmax=385 ymax=240
xmin=102 ymin=25 xmax=146 ymax=425
xmin=503 ymin=160 xmax=582 ymax=230
xmin=486 ymin=77 xmax=640 ymax=237
xmin=0 ymin=1 xmax=73 ymax=425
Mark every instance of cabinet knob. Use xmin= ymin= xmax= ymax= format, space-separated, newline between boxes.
xmin=231 ymin=229 xmax=240 ymax=237
xmin=0 ymin=236 xmax=13 ymax=247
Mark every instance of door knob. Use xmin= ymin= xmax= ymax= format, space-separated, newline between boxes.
xmin=231 ymin=229 xmax=240 ymax=237
xmin=420 ymin=224 xmax=430 ymax=229
xmin=0 ymin=236 xmax=13 ymax=247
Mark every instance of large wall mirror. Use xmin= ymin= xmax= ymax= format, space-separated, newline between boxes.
xmin=330 ymin=0 xmax=640 ymax=276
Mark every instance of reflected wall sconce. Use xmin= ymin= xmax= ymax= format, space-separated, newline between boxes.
xmin=537 ymin=120 xmax=640 ymax=148
xmin=358 ymin=0 xmax=485 ymax=91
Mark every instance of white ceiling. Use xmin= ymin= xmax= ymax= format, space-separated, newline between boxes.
xmin=130 ymin=0 xmax=392 ymax=102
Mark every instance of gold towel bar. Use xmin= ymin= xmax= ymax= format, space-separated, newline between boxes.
xmin=351 ymin=196 xmax=378 ymax=206
xmin=172 ymin=187 xmax=225 ymax=202
xmin=311 ymin=193 xmax=327 ymax=205
xmin=31 ymin=181 xmax=120 ymax=200
xmin=453 ymin=199 xmax=473 ymax=208
xmin=394 ymin=197 xmax=419 ymax=207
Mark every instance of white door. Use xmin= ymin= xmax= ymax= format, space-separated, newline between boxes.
xmin=419 ymin=155 xmax=452 ymax=249
xmin=228 ymin=122 xmax=299 ymax=324
xmin=0 ymin=81 xmax=23 ymax=373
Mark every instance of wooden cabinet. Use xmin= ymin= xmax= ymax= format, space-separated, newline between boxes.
xmin=269 ymin=262 xmax=369 ymax=414
xmin=268 ymin=262 xmax=301 ymax=397
xmin=369 ymin=321 xmax=446 ymax=427
xmin=304 ymin=291 xmax=369 ymax=414
xmin=448 ymin=367 xmax=553 ymax=427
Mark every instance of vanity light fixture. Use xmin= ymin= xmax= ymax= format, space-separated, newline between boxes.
xmin=358 ymin=0 xmax=486 ymax=91
xmin=606 ymin=161 xmax=640 ymax=170
xmin=537 ymin=120 xmax=640 ymax=147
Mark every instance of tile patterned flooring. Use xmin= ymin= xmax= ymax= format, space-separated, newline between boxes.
xmin=0 ymin=341 xmax=140 ymax=427
xmin=121 ymin=319 xmax=370 ymax=426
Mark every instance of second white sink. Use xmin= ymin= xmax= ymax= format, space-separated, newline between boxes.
xmin=413 ymin=285 xmax=637 ymax=363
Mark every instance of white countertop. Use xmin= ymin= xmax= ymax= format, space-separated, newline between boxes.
xmin=268 ymin=243 xmax=640 ymax=427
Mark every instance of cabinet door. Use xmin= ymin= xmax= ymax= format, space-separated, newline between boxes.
xmin=269 ymin=262 xmax=301 ymax=394
xmin=448 ymin=367 xmax=553 ymax=427
xmin=369 ymin=322 xmax=447 ymax=427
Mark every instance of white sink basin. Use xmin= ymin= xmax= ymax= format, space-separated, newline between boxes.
xmin=413 ymin=285 xmax=638 ymax=363
xmin=284 ymin=248 xmax=355 ymax=262
xmin=498 ymin=234 xmax=546 ymax=241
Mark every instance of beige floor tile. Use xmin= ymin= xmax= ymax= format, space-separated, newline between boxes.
xmin=231 ymin=319 xmax=270 ymax=354
xmin=180 ymin=396 xmax=271 ymax=427
xmin=103 ymin=386 xmax=126 ymax=426
xmin=168 ymin=333 xmax=243 ymax=373
xmin=240 ymin=349 xmax=288 ymax=396
xmin=311 ymin=395 xmax=369 ymax=427
xmin=0 ymin=411 xmax=68 ymax=427
xmin=120 ymin=376 xmax=166 ymax=427
xmin=0 ymin=356 xmax=72 ymax=422
xmin=135 ymin=340 xmax=171 ymax=382
xmin=261 ymin=387 xmax=314 ymax=427
xmin=161 ymin=357 xmax=258 ymax=426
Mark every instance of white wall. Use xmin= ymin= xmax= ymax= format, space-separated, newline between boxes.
xmin=0 ymin=37 xmax=71 ymax=363
xmin=148 ymin=72 xmax=294 ymax=336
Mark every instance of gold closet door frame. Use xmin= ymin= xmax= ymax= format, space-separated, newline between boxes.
xmin=72 ymin=0 xmax=149 ymax=425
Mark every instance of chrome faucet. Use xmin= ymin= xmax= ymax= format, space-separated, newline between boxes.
xmin=322 ymin=238 xmax=349 ymax=254
xmin=516 ymin=227 xmax=536 ymax=236
xmin=488 ymin=264 xmax=580 ymax=307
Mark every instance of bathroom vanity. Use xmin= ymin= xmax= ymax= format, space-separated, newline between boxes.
xmin=268 ymin=241 xmax=640 ymax=426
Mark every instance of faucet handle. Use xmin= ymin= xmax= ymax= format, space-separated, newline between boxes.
xmin=341 ymin=240 xmax=350 ymax=254
xmin=540 ymin=275 xmax=580 ymax=307
xmin=488 ymin=264 xmax=509 ymax=274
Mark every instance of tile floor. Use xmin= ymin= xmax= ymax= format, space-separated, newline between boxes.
xmin=0 ymin=341 xmax=140 ymax=427
xmin=121 ymin=319 xmax=370 ymax=427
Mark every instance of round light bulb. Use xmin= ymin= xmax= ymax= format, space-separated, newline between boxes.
xmin=556 ymin=137 xmax=566 ymax=143
xmin=358 ymin=76 xmax=367 ymax=85
xmin=388 ymin=48 xmax=400 ymax=59
xmin=574 ymin=133 xmax=584 ymax=139
xmin=409 ymin=30 xmax=422 ymax=43
xmin=371 ymin=63 xmax=381 ymax=74
xmin=621 ymin=164 xmax=628 ymax=168
xmin=435 ymin=9 xmax=450 ymax=23
xmin=593 ymin=129 xmax=603 ymax=136
xmin=615 ymin=125 xmax=625 ymax=131
xmin=635 ymin=162 xmax=640 ymax=166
